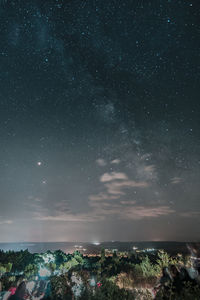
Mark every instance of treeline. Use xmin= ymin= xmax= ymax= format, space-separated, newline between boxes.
xmin=0 ymin=248 xmax=200 ymax=299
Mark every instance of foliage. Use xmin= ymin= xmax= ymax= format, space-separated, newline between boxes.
xmin=116 ymin=272 xmax=134 ymax=289
xmin=59 ymin=257 xmax=79 ymax=274
xmin=54 ymin=250 xmax=68 ymax=266
xmin=132 ymin=288 xmax=154 ymax=300
xmin=155 ymin=281 xmax=200 ymax=300
xmin=0 ymin=262 xmax=12 ymax=276
xmin=74 ymin=254 xmax=84 ymax=265
xmin=94 ymin=279 xmax=135 ymax=300
xmin=8 ymin=276 xmax=16 ymax=282
xmin=133 ymin=263 xmax=143 ymax=278
xmin=134 ymin=256 xmax=160 ymax=279
xmin=46 ymin=262 xmax=56 ymax=274
xmin=0 ymin=249 xmax=34 ymax=272
xmin=5 ymin=263 xmax=12 ymax=273
xmin=24 ymin=263 xmax=38 ymax=279
xmin=156 ymin=250 xmax=171 ymax=269
xmin=50 ymin=274 xmax=73 ymax=300
xmin=0 ymin=248 xmax=200 ymax=300
xmin=0 ymin=265 xmax=7 ymax=277
xmin=179 ymin=282 xmax=200 ymax=300
xmin=156 ymin=250 xmax=185 ymax=272
xmin=79 ymin=279 xmax=136 ymax=300
xmin=100 ymin=248 xmax=105 ymax=261
xmin=107 ymin=275 xmax=117 ymax=283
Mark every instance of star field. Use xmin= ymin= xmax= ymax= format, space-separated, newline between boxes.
xmin=0 ymin=0 xmax=199 ymax=242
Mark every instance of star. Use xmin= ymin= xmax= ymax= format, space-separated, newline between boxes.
xmin=0 ymin=0 xmax=199 ymax=244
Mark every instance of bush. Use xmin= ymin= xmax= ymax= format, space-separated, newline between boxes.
xmin=50 ymin=274 xmax=73 ymax=300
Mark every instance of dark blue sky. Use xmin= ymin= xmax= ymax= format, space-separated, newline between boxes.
xmin=0 ymin=0 xmax=199 ymax=242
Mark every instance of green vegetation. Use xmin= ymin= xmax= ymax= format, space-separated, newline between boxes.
xmin=24 ymin=263 xmax=39 ymax=279
xmin=0 ymin=248 xmax=200 ymax=299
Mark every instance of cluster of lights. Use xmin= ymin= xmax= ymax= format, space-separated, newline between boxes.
xmin=93 ymin=242 xmax=100 ymax=246
xmin=142 ymin=248 xmax=156 ymax=252
xmin=74 ymin=245 xmax=87 ymax=252
xmin=74 ymin=245 xmax=83 ymax=249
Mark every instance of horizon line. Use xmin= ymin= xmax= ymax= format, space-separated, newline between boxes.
xmin=0 ymin=240 xmax=199 ymax=244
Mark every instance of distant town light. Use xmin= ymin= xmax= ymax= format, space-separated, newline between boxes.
xmin=93 ymin=242 xmax=100 ymax=246
xmin=74 ymin=245 xmax=83 ymax=248
xmin=142 ymin=248 xmax=156 ymax=252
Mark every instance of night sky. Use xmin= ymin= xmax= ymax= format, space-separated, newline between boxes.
xmin=0 ymin=0 xmax=199 ymax=242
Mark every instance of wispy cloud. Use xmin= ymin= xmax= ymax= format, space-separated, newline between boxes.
xmin=89 ymin=202 xmax=174 ymax=221
xmin=0 ymin=219 xmax=13 ymax=225
xmin=33 ymin=200 xmax=174 ymax=223
xmin=179 ymin=211 xmax=200 ymax=218
xmin=100 ymin=172 xmax=128 ymax=182
xmin=137 ymin=164 xmax=157 ymax=181
xmin=89 ymin=193 xmax=120 ymax=201
xmin=120 ymin=200 xmax=137 ymax=205
xmin=96 ymin=158 xmax=107 ymax=167
xmin=121 ymin=206 xmax=175 ymax=220
xmin=171 ymin=177 xmax=183 ymax=184
xmin=105 ymin=180 xmax=149 ymax=195
xmin=34 ymin=197 xmax=43 ymax=202
xmin=54 ymin=201 xmax=69 ymax=212
xmin=30 ymin=157 xmax=171 ymax=225
xmin=111 ymin=159 xmax=121 ymax=164
xmin=34 ymin=211 xmax=104 ymax=222
xmin=144 ymin=165 xmax=155 ymax=173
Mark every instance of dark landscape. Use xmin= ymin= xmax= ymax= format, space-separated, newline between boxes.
xmin=0 ymin=241 xmax=200 ymax=256
xmin=1 ymin=242 xmax=200 ymax=299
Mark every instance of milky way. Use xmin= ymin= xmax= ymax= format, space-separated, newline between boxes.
xmin=0 ymin=0 xmax=199 ymax=242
